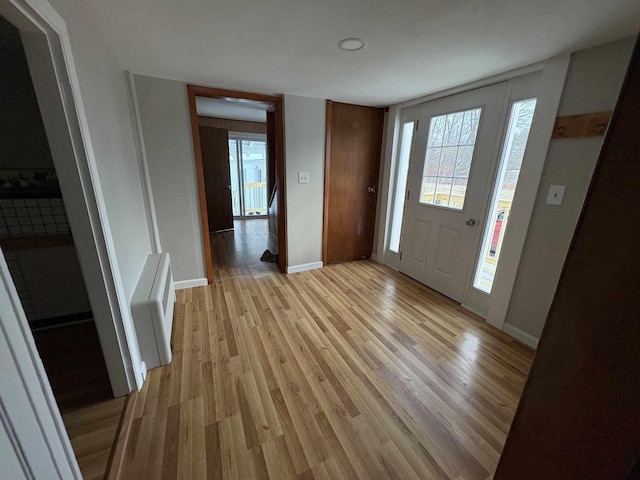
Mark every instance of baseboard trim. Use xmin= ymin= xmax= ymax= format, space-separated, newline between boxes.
xmin=174 ymin=278 xmax=208 ymax=290
xmin=287 ymin=261 xmax=323 ymax=274
xmin=503 ymin=323 xmax=539 ymax=349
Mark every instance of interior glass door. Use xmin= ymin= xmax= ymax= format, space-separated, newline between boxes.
xmin=228 ymin=134 xmax=268 ymax=217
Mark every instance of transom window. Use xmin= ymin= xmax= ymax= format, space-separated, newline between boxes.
xmin=419 ymin=108 xmax=481 ymax=210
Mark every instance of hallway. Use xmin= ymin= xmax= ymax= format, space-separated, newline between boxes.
xmin=210 ymin=219 xmax=278 ymax=281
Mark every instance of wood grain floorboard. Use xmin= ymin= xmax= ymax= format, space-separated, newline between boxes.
xmin=211 ymin=219 xmax=278 ymax=281
xmin=120 ymin=260 xmax=533 ymax=479
xmin=32 ymin=321 xmax=125 ymax=480
xmin=62 ymin=396 xmax=126 ymax=480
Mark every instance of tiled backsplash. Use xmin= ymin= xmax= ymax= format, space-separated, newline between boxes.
xmin=0 ymin=197 xmax=70 ymax=237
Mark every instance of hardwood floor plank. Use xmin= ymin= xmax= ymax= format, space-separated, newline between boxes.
xmin=119 ymin=260 xmax=533 ymax=479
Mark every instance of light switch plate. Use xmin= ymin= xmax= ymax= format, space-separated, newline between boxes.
xmin=546 ymin=185 xmax=566 ymax=206
xmin=298 ymin=171 xmax=310 ymax=184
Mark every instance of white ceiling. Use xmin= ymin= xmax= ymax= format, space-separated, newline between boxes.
xmin=79 ymin=0 xmax=639 ymax=106
xmin=196 ymin=97 xmax=268 ymax=123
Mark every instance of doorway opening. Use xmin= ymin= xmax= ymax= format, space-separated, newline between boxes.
xmin=0 ymin=11 xmax=125 ymax=478
xmin=187 ymin=86 xmax=287 ymax=282
xmin=229 ymin=133 xmax=269 ymax=218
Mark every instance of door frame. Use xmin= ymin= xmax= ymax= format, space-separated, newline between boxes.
xmin=186 ymin=85 xmax=287 ymax=281
xmin=398 ymin=82 xmax=509 ymax=304
xmin=376 ymin=55 xmax=570 ymax=331
xmin=1 ymin=0 xmax=143 ymax=397
xmin=2 ymin=0 xmax=144 ymax=476
xmin=322 ymin=99 xmax=333 ymax=264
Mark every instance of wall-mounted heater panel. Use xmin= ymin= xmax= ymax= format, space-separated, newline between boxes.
xmin=131 ymin=253 xmax=175 ymax=369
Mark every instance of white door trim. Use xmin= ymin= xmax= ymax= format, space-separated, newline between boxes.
xmin=124 ymin=70 xmax=162 ymax=254
xmin=2 ymin=0 xmax=142 ymax=396
xmin=485 ymin=54 xmax=570 ymax=330
xmin=1 ymin=250 xmax=82 ymax=479
xmin=377 ymin=55 xmax=570 ymax=333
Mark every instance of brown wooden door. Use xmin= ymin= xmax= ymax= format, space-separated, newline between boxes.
xmin=199 ymin=126 xmax=233 ymax=232
xmin=324 ymin=101 xmax=384 ymax=264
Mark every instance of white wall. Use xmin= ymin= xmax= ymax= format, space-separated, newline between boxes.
xmin=17 ymin=246 xmax=91 ymax=319
xmin=132 ymin=74 xmax=205 ymax=282
xmin=45 ymin=4 xmax=153 ymax=300
xmin=283 ymin=95 xmax=326 ymax=268
xmin=131 ymin=77 xmax=327 ymax=277
xmin=19 ymin=0 xmax=155 ymax=393
xmin=504 ymin=37 xmax=635 ymax=340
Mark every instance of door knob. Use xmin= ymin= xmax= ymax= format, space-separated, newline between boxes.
xmin=226 ymin=185 xmax=232 ymax=190
xmin=367 ymin=185 xmax=376 ymax=193
xmin=465 ymin=219 xmax=477 ymax=226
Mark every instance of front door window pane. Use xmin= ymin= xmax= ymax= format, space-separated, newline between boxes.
xmin=389 ymin=122 xmax=415 ymax=252
xmin=419 ymin=108 xmax=481 ymax=209
xmin=473 ymin=98 xmax=537 ymax=294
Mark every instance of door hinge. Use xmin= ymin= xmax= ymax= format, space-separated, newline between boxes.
xmin=415 ymin=120 xmax=419 ymax=130
xmin=399 ymin=251 xmax=403 ymax=259
xmin=406 ymin=189 xmax=410 ymax=200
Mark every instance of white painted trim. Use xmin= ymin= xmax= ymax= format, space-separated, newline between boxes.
xmin=174 ymin=278 xmax=208 ymax=290
xmin=124 ymin=70 xmax=162 ymax=254
xmin=375 ymin=54 xmax=571 ymax=333
xmin=1 ymin=250 xmax=82 ymax=478
xmin=503 ymin=323 xmax=539 ymax=349
xmin=370 ymin=253 xmax=379 ymax=262
xmin=287 ymin=261 xmax=323 ymax=274
xmin=374 ymin=105 xmax=401 ymax=266
xmin=396 ymin=61 xmax=545 ymax=109
xmin=461 ymin=71 xmax=542 ymax=319
xmin=486 ymin=54 xmax=571 ymax=330
xmin=4 ymin=0 xmax=145 ymax=396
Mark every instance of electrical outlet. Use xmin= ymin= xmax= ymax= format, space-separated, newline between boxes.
xmin=298 ymin=172 xmax=310 ymax=184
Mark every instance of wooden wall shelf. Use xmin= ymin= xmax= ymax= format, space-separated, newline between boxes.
xmin=552 ymin=111 xmax=612 ymax=139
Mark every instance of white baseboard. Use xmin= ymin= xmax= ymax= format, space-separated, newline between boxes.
xmin=174 ymin=278 xmax=208 ymax=290
xmin=287 ymin=261 xmax=323 ymax=274
xmin=503 ymin=323 xmax=539 ymax=349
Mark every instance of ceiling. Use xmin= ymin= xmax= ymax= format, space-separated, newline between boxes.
xmin=78 ymin=0 xmax=639 ymax=106
xmin=196 ymin=97 xmax=268 ymax=123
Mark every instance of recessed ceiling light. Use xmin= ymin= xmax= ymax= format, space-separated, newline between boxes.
xmin=338 ymin=37 xmax=365 ymax=52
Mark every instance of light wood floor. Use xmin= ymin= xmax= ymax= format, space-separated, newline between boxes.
xmin=33 ymin=322 xmax=125 ymax=480
xmin=211 ymin=219 xmax=278 ymax=281
xmin=121 ymin=261 xmax=533 ymax=479
xmin=63 ymin=397 xmax=126 ymax=480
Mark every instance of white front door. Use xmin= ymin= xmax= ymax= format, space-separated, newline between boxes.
xmin=400 ymin=83 xmax=507 ymax=302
